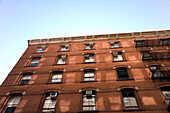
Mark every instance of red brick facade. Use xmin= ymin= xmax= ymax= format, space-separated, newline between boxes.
xmin=0 ymin=30 xmax=170 ymax=113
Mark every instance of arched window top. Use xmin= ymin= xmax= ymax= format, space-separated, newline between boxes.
xmin=42 ymin=89 xmax=61 ymax=94
xmin=8 ymin=90 xmax=25 ymax=96
xmin=83 ymin=69 xmax=95 ymax=72
xmin=121 ymin=88 xmax=135 ymax=92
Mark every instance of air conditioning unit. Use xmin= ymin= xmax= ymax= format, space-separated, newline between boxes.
xmin=50 ymin=92 xmax=57 ymax=99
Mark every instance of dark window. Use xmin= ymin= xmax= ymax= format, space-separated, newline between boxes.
xmin=84 ymin=70 xmax=95 ymax=81
xmin=42 ymin=92 xmax=57 ymax=112
xmin=161 ymin=87 xmax=170 ymax=104
xmin=84 ymin=54 xmax=94 ymax=63
xmin=85 ymin=42 xmax=94 ymax=50
xmin=37 ymin=46 xmax=46 ymax=53
xmin=113 ymin=52 xmax=123 ymax=61
xmin=4 ymin=96 xmax=21 ymax=113
xmin=60 ymin=44 xmax=69 ymax=51
xmin=110 ymin=41 xmax=119 ymax=48
xmin=135 ymin=40 xmax=146 ymax=47
xmin=117 ymin=68 xmax=129 ymax=79
xmin=122 ymin=89 xmax=138 ymax=109
xmin=30 ymin=58 xmax=40 ymax=66
xmin=20 ymin=74 xmax=32 ymax=85
xmin=82 ymin=90 xmax=96 ymax=111
xmin=149 ymin=65 xmax=164 ymax=79
xmin=161 ymin=38 xmax=170 ymax=46
xmin=142 ymin=51 xmax=152 ymax=60
xmin=57 ymin=55 xmax=67 ymax=64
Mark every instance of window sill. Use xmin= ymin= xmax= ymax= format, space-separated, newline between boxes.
xmin=46 ymin=82 xmax=62 ymax=84
xmin=83 ymin=49 xmax=95 ymax=51
xmin=82 ymin=62 xmax=96 ymax=64
xmin=24 ymin=65 xmax=38 ymax=67
xmin=112 ymin=60 xmax=127 ymax=62
xmin=33 ymin=52 xmax=45 ymax=54
xmin=52 ymin=64 xmax=66 ymax=66
xmin=80 ymin=80 xmax=97 ymax=83
xmin=110 ymin=47 xmax=122 ymax=49
xmin=123 ymin=108 xmax=144 ymax=111
xmin=116 ymin=78 xmax=134 ymax=81
xmin=78 ymin=110 xmax=99 ymax=113
xmin=57 ymin=50 xmax=69 ymax=52
xmin=13 ymin=83 xmax=29 ymax=86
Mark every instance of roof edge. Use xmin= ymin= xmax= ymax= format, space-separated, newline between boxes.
xmin=28 ymin=30 xmax=170 ymax=45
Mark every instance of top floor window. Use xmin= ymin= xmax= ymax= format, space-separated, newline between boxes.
xmin=161 ymin=38 xmax=170 ymax=46
xmin=37 ymin=46 xmax=46 ymax=53
xmin=3 ymin=96 xmax=21 ymax=113
xmin=85 ymin=42 xmax=94 ymax=50
xmin=135 ymin=40 xmax=146 ymax=47
xmin=60 ymin=44 xmax=69 ymax=51
xmin=110 ymin=41 xmax=119 ymax=48
xmin=30 ymin=58 xmax=40 ymax=66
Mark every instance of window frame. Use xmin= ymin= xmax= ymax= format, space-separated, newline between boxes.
xmin=35 ymin=45 xmax=47 ymax=53
xmin=121 ymin=89 xmax=143 ymax=111
xmin=109 ymin=41 xmax=120 ymax=48
xmin=160 ymin=87 xmax=170 ymax=105
xmin=112 ymin=51 xmax=125 ymax=62
xmin=135 ymin=40 xmax=146 ymax=47
xmin=25 ymin=57 xmax=41 ymax=67
xmin=116 ymin=67 xmax=133 ymax=81
xmin=1 ymin=94 xmax=22 ymax=113
xmin=55 ymin=55 xmax=67 ymax=65
xmin=84 ymin=54 xmax=95 ymax=63
xmin=59 ymin=44 xmax=70 ymax=52
xmin=160 ymin=38 xmax=170 ymax=46
xmin=84 ymin=42 xmax=95 ymax=50
xmin=149 ymin=65 xmax=164 ymax=80
xmin=40 ymin=92 xmax=58 ymax=113
xmin=81 ymin=69 xmax=97 ymax=82
xmin=82 ymin=90 xmax=96 ymax=111
xmin=47 ymin=71 xmax=63 ymax=84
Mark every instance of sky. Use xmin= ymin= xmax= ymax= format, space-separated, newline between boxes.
xmin=0 ymin=0 xmax=170 ymax=85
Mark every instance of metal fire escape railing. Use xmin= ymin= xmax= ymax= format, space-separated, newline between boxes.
xmin=135 ymin=38 xmax=170 ymax=47
xmin=141 ymin=50 xmax=170 ymax=61
xmin=151 ymin=67 xmax=170 ymax=80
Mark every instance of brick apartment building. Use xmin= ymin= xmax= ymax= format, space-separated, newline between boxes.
xmin=0 ymin=30 xmax=170 ymax=113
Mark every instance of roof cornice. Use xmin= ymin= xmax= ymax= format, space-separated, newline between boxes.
xmin=28 ymin=30 xmax=170 ymax=45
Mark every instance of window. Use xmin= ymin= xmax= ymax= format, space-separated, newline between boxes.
xmin=85 ymin=42 xmax=94 ymax=50
xmin=122 ymin=89 xmax=138 ymax=109
xmin=20 ymin=74 xmax=32 ymax=85
xmin=142 ymin=51 xmax=152 ymax=60
xmin=84 ymin=70 xmax=95 ymax=81
xmin=161 ymin=38 xmax=170 ymax=46
xmin=30 ymin=58 xmax=40 ymax=66
xmin=51 ymin=73 xmax=62 ymax=83
xmin=4 ymin=96 xmax=21 ymax=113
xmin=149 ymin=65 xmax=164 ymax=79
xmin=116 ymin=68 xmax=129 ymax=80
xmin=60 ymin=44 xmax=69 ymax=51
xmin=37 ymin=46 xmax=46 ymax=53
xmin=57 ymin=55 xmax=67 ymax=64
xmin=82 ymin=90 xmax=96 ymax=111
xmin=161 ymin=87 xmax=170 ymax=104
xmin=113 ymin=52 xmax=123 ymax=61
xmin=84 ymin=54 xmax=94 ymax=63
xmin=135 ymin=40 xmax=146 ymax=47
xmin=42 ymin=92 xmax=57 ymax=112
xmin=110 ymin=41 xmax=119 ymax=48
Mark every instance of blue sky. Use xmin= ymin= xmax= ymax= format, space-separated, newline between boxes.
xmin=0 ymin=0 xmax=170 ymax=85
